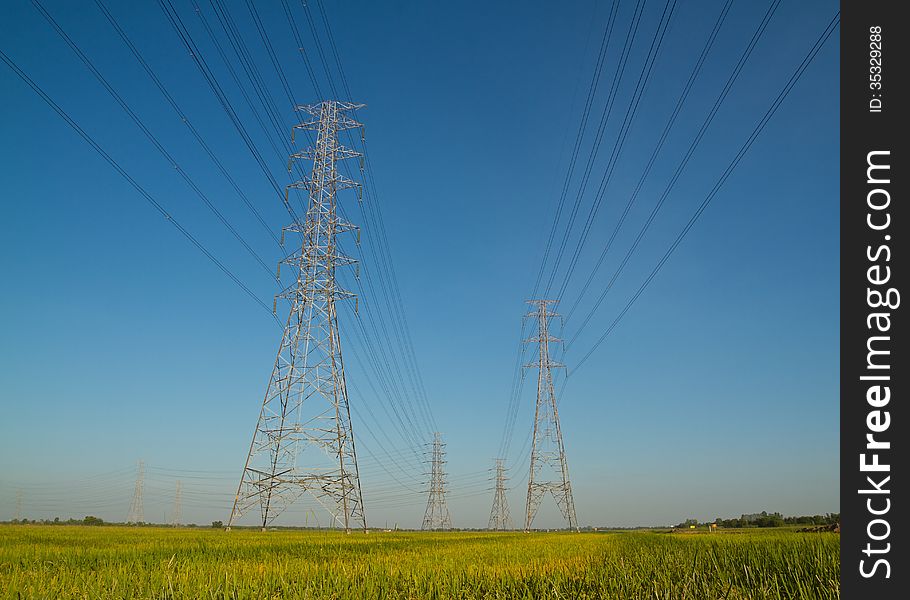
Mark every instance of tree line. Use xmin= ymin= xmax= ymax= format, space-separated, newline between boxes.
xmin=676 ymin=511 xmax=840 ymax=529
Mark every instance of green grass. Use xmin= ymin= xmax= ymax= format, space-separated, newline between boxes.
xmin=0 ymin=525 xmax=839 ymax=599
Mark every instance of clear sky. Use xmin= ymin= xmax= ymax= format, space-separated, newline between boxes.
xmin=0 ymin=0 xmax=838 ymax=529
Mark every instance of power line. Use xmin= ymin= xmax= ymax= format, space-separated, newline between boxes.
xmin=503 ymin=0 xmax=652 ymax=464
xmin=539 ymin=0 xmax=648 ymax=299
xmin=562 ymin=0 xmax=735 ymax=325
xmin=221 ymin=0 xmax=437 ymax=442
xmin=33 ymin=0 xmax=279 ymax=284
xmin=160 ymin=0 xmax=437 ymax=469
xmin=157 ymin=0 xmax=299 ymax=220
xmin=499 ymin=0 xmax=648 ymax=462
xmin=551 ymin=0 xmax=678 ymax=303
xmin=530 ymin=0 xmax=621 ymax=299
xmin=498 ymin=0 xmax=608 ymax=463
xmin=193 ymin=0 xmax=435 ymax=462
xmin=565 ymin=0 xmax=783 ymax=348
xmin=93 ymin=0 xmax=282 ymax=251
xmin=0 ymin=47 xmax=277 ymax=318
xmin=301 ymin=0 xmax=439 ymax=434
xmin=570 ymin=9 xmax=839 ymax=374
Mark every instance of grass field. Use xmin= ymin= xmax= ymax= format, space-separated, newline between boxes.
xmin=0 ymin=525 xmax=839 ymax=599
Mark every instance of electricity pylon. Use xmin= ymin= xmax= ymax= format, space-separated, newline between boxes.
xmin=229 ymin=101 xmax=367 ymax=533
xmin=523 ymin=300 xmax=578 ymax=531
xmin=171 ymin=480 xmax=182 ymax=526
xmin=488 ymin=458 xmax=513 ymax=530
xmin=422 ymin=432 xmax=452 ymax=530
xmin=15 ymin=490 xmax=23 ymax=521
xmin=127 ymin=460 xmax=145 ymax=524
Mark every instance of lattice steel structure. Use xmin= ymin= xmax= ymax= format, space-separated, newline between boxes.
xmin=127 ymin=460 xmax=145 ymax=524
xmin=488 ymin=458 xmax=513 ymax=530
xmin=229 ymin=101 xmax=367 ymax=533
xmin=171 ymin=480 xmax=182 ymax=526
xmin=422 ymin=433 xmax=452 ymax=530
xmin=523 ymin=300 xmax=578 ymax=531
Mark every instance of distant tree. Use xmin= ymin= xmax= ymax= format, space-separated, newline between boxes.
xmin=83 ymin=516 xmax=104 ymax=526
xmin=753 ymin=513 xmax=784 ymax=528
xmin=675 ymin=518 xmax=699 ymax=528
xmin=212 ymin=521 xmax=223 ymax=529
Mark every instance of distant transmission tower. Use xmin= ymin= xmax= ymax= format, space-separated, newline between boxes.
xmin=422 ymin=433 xmax=452 ymax=530
xmin=229 ymin=101 xmax=367 ymax=533
xmin=523 ymin=300 xmax=578 ymax=531
xmin=15 ymin=490 xmax=23 ymax=522
xmin=488 ymin=458 xmax=513 ymax=530
xmin=171 ymin=480 xmax=182 ymax=527
xmin=127 ymin=460 xmax=145 ymax=524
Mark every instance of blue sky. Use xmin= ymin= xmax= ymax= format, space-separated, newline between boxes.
xmin=0 ymin=0 xmax=838 ymax=528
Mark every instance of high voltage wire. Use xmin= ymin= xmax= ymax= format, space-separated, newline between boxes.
xmin=499 ymin=0 xmax=621 ymax=462
xmin=31 ymin=0 xmax=279 ymax=285
xmin=0 ymin=48 xmax=277 ymax=320
xmin=540 ymin=0 xmax=648 ymax=299
xmin=562 ymin=0 xmax=735 ymax=325
xmin=159 ymin=0 xmax=301 ymax=222
xmin=530 ymin=0 xmax=620 ymax=299
xmin=313 ymin=0 xmax=352 ymax=99
xmin=197 ymin=0 xmax=438 ymax=500
xmin=31 ymin=0 xmax=435 ymax=503
xmin=279 ymin=0 xmax=322 ymax=97
xmin=301 ymin=0 xmax=439 ymax=435
xmin=302 ymin=0 xmax=434 ymax=417
xmin=93 ymin=0 xmax=281 ymax=252
xmin=217 ymin=0 xmax=438 ymax=440
xmin=238 ymin=0 xmax=435 ymax=450
xmin=501 ymin=0 xmax=651 ymax=462
xmin=5 ymin=456 xmax=492 ymax=514
xmin=569 ymin=9 xmax=839 ymax=375
xmin=4 ymin=0 xmax=835 ymax=527
xmin=551 ymin=0 xmax=678 ymax=304
xmin=299 ymin=0 xmax=340 ymax=99
xmin=175 ymin=0 xmax=434 ymax=466
xmin=498 ymin=0 xmax=805 ymax=473
xmin=500 ymin=0 xmax=655 ymax=460
xmin=565 ymin=0 xmax=783 ymax=349
xmin=162 ymin=2 xmax=446 ymax=460
xmin=497 ymin=0 xmax=603 ymax=461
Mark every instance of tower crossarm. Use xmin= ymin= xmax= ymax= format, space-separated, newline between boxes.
xmin=295 ymin=101 xmax=365 ymax=116
xmin=274 ymin=283 xmax=356 ymax=306
xmin=523 ymin=360 xmax=566 ymax=370
xmin=277 ymin=249 xmax=358 ymax=270
xmin=289 ymin=145 xmax=363 ymax=163
xmin=522 ymin=335 xmax=563 ymax=345
xmin=285 ymin=174 xmax=363 ymax=193
xmin=281 ymin=219 xmax=360 ymax=238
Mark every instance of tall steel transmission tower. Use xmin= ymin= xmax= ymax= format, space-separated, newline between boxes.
xmin=15 ymin=490 xmax=23 ymax=522
xmin=488 ymin=458 xmax=513 ymax=530
xmin=171 ymin=480 xmax=182 ymax=527
xmin=523 ymin=300 xmax=578 ymax=531
xmin=229 ymin=101 xmax=367 ymax=533
xmin=422 ymin=433 xmax=452 ymax=530
xmin=127 ymin=460 xmax=145 ymax=524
